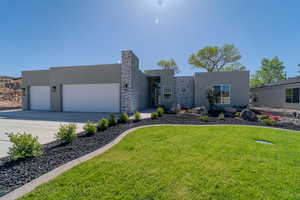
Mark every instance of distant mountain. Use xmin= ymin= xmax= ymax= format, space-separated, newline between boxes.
xmin=0 ymin=76 xmax=15 ymax=79
xmin=0 ymin=76 xmax=22 ymax=109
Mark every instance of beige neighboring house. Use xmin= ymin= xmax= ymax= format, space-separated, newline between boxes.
xmin=21 ymin=50 xmax=250 ymax=113
xmin=251 ymin=77 xmax=300 ymax=110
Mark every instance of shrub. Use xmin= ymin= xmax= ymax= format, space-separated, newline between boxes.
xmin=269 ymin=115 xmax=281 ymax=121
xmin=119 ymin=112 xmax=129 ymax=123
xmin=55 ymin=123 xmax=77 ymax=143
xmin=83 ymin=121 xmax=97 ymax=135
xmin=235 ymin=112 xmax=241 ymax=117
xmin=259 ymin=115 xmax=269 ymax=121
xmin=206 ymin=88 xmax=216 ymax=110
xmin=134 ymin=111 xmax=141 ymax=122
xmin=187 ymin=109 xmax=193 ymax=113
xmin=218 ymin=113 xmax=225 ymax=120
xmin=6 ymin=132 xmax=42 ymax=161
xmin=98 ymin=118 xmax=109 ymax=131
xmin=260 ymin=119 xmax=277 ymax=126
xmin=109 ymin=114 xmax=118 ymax=126
xmin=157 ymin=107 xmax=164 ymax=117
xmin=151 ymin=112 xmax=158 ymax=119
xmin=200 ymin=115 xmax=209 ymax=122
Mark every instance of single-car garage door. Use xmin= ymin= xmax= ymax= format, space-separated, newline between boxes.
xmin=30 ymin=86 xmax=51 ymax=111
xmin=63 ymin=84 xmax=120 ymax=112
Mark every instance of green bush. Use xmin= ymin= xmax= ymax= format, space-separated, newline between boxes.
xmin=108 ymin=114 xmax=118 ymax=126
xmin=119 ymin=112 xmax=129 ymax=123
xmin=200 ymin=115 xmax=209 ymax=122
xmin=259 ymin=115 xmax=269 ymax=121
xmin=260 ymin=119 xmax=277 ymax=126
xmin=218 ymin=113 xmax=225 ymax=120
xmin=55 ymin=123 xmax=77 ymax=143
xmin=235 ymin=112 xmax=241 ymax=117
xmin=151 ymin=112 xmax=158 ymax=119
xmin=83 ymin=121 xmax=97 ymax=135
xmin=134 ymin=111 xmax=141 ymax=122
xmin=157 ymin=107 xmax=164 ymax=117
xmin=98 ymin=118 xmax=109 ymax=131
xmin=6 ymin=132 xmax=42 ymax=161
xmin=187 ymin=109 xmax=193 ymax=113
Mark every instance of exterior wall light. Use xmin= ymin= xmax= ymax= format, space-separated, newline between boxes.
xmin=51 ymin=86 xmax=57 ymax=92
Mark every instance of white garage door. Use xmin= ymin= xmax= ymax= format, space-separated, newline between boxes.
xmin=63 ymin=84 xmax=120 ymax=112
xmin=30 ymin=86 xmax=50 ymax=111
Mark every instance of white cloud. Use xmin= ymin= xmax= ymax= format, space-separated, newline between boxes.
xmin=155 ymin=17 xmax=160 ymax=24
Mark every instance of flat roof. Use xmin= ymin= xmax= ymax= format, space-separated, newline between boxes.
xmin=251 ymin=77 xmax=300 ymax=89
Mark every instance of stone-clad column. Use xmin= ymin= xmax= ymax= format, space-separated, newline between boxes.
xmin=120 ymin=50 xmax=139 ymax=113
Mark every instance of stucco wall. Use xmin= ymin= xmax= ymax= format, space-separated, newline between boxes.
xmin=21 ymin=70 xmax=50 ymax=110
xmin=22 ymin=64 xmax=121 ymax=112
xmin=251 ymin=83 xmax=300 ymax=110
xmin=49 ymin=64 xmax=121 ymax=112
xmin=175 ymin=76 xmax=194 ymax=108
xmin=136 ymin=70 xmax=149 ymax=110
xmin=194 ymin=71 xmax=250 ymax=108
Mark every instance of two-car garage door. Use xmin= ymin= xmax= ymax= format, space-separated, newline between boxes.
xmin=62 ymin=84 xmax=120 ymax=113
xmin=30 ymin=84 xmax=120 ymax=112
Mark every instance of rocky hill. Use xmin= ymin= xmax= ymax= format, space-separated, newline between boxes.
xmin=0 ymin=76 xmax=22 ymax=109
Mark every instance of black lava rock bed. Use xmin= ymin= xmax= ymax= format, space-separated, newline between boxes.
xmin=0 ymin=114 xmax=299 ymax=197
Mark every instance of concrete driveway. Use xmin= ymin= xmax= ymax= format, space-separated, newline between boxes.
xmin=0 ymin=110 xmax=111 ymax=158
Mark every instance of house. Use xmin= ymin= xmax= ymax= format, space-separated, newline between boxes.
xmin=250 ymin=77 xmax=300 ymax=110
xmin=22 ymin=50 xmax=250 ymax=113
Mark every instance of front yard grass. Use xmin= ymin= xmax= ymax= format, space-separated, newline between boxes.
xmin=21 ymin=126 xmax=300 ymax=200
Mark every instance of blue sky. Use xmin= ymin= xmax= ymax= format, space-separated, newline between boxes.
xmin=0 ymin=0 xmax=299 ymax=77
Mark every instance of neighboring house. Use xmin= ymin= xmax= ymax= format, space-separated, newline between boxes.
xmin=22 ymin=50 xmax=249 ymax=113
xmin=250 ymin=77 xmax=300 ymax=110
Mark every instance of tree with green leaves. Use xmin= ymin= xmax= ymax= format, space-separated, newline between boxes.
xmin=188 ymin=44 xmax=246 ymax=72
xmin=157 ymin=59 xmax=179 ymax=73
xmin=298 ymin=64 xmax=300 ymax=74
xmin=250 ymin=57 xmax=285 ymax=88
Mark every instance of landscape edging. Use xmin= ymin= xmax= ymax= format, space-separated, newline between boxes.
xmin=1 ymin=124 xmax=299 ymax=200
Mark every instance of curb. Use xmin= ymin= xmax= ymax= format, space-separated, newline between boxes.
xmin=1 ymin=124 xmax=298 ymax=200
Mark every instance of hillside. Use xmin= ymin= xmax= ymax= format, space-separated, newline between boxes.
xmin=0 ymin=76 xmax=22 ymax=109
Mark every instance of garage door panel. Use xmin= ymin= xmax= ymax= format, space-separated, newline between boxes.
xmin=30 ymin=86 xmax=50 ymax=111
xmin=63 ymin=84 xmax=120 ymax=113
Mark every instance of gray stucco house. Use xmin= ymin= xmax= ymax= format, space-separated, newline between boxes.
xmin=22 ymin=50 xmax=250 ymax=113
xmin=251 ymin=77 xmax=300 ymax=110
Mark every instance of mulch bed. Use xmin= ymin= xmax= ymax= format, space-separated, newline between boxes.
xmin=0 ymin=114 xmax=299 ymax=197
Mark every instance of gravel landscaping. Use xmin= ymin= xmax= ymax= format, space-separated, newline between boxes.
xmin=1 ymin=113 xmax=300 ymax=197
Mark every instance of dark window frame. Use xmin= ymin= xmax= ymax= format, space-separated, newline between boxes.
xmin=285 ymin=88 xmax=300 ymax=104
xmin=212 ymin=84 xmax=231 ymax=105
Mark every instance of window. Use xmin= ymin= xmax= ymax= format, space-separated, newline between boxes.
xmin=163 ymin=86 xmax=172 ymax=99
xmin=213 ymin=85 xmax=230 ymax=105
xmin=286 ymin=88 xmax=299 ymax=103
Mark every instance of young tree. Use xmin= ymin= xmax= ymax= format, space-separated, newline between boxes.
xmin=157 ymin=59 xmax=179 ymax=72
xmin=188 ymin=44 xmax=245 ymax=72
xmin=250 ymin=57 xmax=285 ymax=87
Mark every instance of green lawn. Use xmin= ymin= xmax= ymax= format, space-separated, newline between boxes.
xmin=21 ymin=126 xmax=300 ymax=200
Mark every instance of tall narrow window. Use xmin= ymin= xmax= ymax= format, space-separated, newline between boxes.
xmin=286 ymin=88 xmax=300 ymax=103
xmin=213 ymin=85 xmax=231 ymax=105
